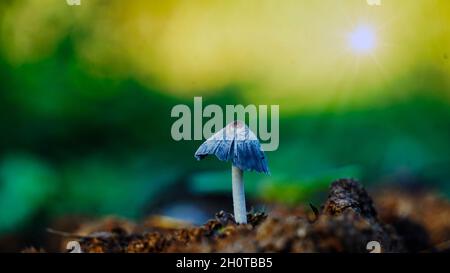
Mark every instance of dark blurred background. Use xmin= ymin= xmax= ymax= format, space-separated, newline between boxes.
xmin=0 ymin=0 xmax=449 ymax=251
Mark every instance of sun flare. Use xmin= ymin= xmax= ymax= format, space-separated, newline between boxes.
xmin=348 ymin=25 xmax=377 ymax=54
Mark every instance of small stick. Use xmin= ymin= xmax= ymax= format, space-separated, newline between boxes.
xmin=46 ymin=228 xmax=84 ymax=238
xmin=46 ymin=228 xmax=112 ymax=239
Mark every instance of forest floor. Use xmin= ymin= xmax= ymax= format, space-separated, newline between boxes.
xmin=23 ymin=179 xmax=450 ymax=253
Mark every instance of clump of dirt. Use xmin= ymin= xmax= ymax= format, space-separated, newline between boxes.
xmin=37 ymin=178 xmax=449 ymax=253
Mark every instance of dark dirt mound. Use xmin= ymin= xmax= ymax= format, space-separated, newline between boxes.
xmin=27 ymin=178 xmax=450 ymax=253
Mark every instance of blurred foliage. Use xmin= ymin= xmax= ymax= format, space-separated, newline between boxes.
xmin=190 ymin=166 xmax=361 ymax=205
xmin=0 ymin=0 xmax=449 ymax=233
xmin=0 ymin=154 xmax=56 ymax=233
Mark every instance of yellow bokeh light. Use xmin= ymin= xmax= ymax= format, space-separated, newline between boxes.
xmin=1 ymin=0 xmax=449 ymax=111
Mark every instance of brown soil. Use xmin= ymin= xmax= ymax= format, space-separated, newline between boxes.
xmin=25 ymin=179 xmax=450 ymax=253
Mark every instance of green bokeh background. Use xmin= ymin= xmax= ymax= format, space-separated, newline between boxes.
xmin=0 ymin=0 xmax=449 ymax=236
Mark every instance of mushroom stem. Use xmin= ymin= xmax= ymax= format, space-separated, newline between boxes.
xmin=231 ymin=165 xmax=247 ymax=224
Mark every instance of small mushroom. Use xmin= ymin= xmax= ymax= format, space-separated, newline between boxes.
xmin=195 ymin=121 xmax=269 ymax=224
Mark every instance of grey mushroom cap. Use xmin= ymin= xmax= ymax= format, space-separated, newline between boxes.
xmin=194 ymin=121 xmax=270 ymax=174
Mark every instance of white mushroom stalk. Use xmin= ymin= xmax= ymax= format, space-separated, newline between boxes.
xmin=195 ymin=121 xmax=270 ymax=224
xmin=231 ymin=165 xmax=246 ymax=223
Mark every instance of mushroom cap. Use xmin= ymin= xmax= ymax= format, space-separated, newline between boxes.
xmin=194 ymin=121 xmax=270 ymax=174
